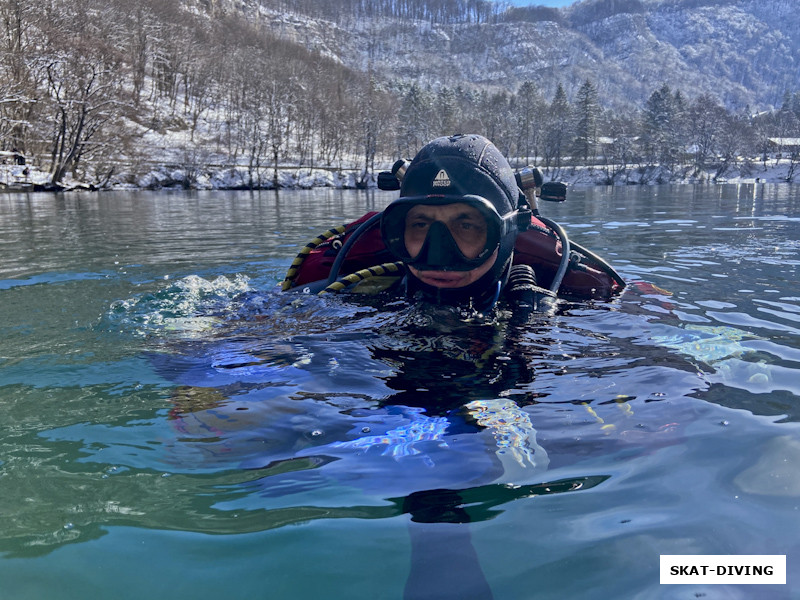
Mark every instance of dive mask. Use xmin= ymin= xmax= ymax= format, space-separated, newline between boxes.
xmin=381 ymin=195 xmax=518 ymax=272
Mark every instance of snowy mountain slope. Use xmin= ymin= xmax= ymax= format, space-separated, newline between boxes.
xmin=209 ymin=0 xmax=799 ymax=110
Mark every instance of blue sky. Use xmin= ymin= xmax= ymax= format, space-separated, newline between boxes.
xmin=506 ymin=0 xmax=576 ymax=7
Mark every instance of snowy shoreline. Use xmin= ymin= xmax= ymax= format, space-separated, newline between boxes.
xmin=1 ymin=158 xmax=796 ymax=194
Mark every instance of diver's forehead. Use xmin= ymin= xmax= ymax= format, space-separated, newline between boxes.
xmin=406 ymin=202 xmax=483 ymax=220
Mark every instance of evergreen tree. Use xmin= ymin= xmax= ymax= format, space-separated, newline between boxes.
xmin=780 ymin=90 xmax=793 ymax=114
xmin=572 ymin=79 xmax=601 ymax=163
xmin=542 ymin=83 xmax=571 ymax=170
xmin=642 ymin=84 xmax=669 ymax=164
xmin=397 ymin=82 xmax=433 ymax=157
xmin=777 ymin=90 xmax=800 ymax=141
xmin=515 ymin=80 xmax=546 ymax=163
xmin=434 ymin=86 xmax=459 ymax=137
xmin=641 ymin=83 xmax=686 ymax=169
xmin=793 ymin=91 xmax=800 ymax=122
xmin=480 ymin=90 xmax=514 ymax=156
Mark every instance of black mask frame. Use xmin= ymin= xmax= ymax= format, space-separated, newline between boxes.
xmin=381 ymin=195 xmax=519 ymax=272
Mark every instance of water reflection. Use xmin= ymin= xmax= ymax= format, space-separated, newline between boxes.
xmin=3 ymin=284 xmax=711 ymax=559
xmin=1 ymin=299 xmax=599 ymax=558
xmin=1 ymin=186 xmax=800 ymax=597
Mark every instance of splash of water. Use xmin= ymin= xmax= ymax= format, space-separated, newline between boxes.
xmin=107 ymin=274 xmax=253 ymax=338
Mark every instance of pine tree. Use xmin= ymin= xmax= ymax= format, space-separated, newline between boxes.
xmin=792 ymin=91 xmax=800 ymax=122
xmin=398 ymin=83 xmax=433 ymax=157
xmin=434 ymin=86 xmax=458 ymax=136
xmin=515 ymin=80 xmax=546 ymax=163
xmin=543 ymin=83 xmax=571 ymax=170
xmin=642 ymin=83 xmax=684 ymax=169
xmin=572 ymin=79 xmax=601 ymax=164
xmin=776 ymin=89 xmax=800 ymax=144
xmin=642 ymin=84 xmax=668 ymax=163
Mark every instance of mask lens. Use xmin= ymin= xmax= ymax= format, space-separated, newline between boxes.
xmin=404 ymin=203 xmax=489 ymax=260
xmin=381 ymin=197 xmax=509 ymax=271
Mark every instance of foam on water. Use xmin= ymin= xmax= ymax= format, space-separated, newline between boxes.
xmin=107 ymin=274 xmax=253 ymax=337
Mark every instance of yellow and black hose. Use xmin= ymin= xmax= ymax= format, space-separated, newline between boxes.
xmin=320 ymin=262 xmax=405 ymax=295
xmin=280 ymin=225 xmax=348 ymax=291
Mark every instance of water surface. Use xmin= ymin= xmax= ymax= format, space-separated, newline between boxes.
xmin=1 ymin=185 xmax=799 ymax=599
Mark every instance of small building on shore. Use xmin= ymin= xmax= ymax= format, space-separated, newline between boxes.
xmin=767 ymin=138 xmax=800 ymax=156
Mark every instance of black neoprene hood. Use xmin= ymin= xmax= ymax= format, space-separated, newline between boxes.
xmin=380 ymin=134 xmax=523 ymax=310
xmin=397 ymin=134 xmax=519 ymax=215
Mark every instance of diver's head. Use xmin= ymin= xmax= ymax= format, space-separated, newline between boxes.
xmin=381 ymin=134 xmax=523 ymax=310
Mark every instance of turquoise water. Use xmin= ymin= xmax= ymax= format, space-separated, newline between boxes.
xmin=1 ymin=186 xmax=799 ymax=599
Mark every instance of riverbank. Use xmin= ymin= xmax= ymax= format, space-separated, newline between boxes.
xmin=1 ymin=157 xmax=795 ymax=193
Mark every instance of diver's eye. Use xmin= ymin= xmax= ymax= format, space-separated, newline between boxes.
xmin=406 ymin=220 xmax=431 ymax=239
xmin=451 ymin=218 xmax=487 ymax=241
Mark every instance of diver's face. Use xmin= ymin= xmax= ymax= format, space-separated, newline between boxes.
xmin=404 ymin=203 xmax=497 ymax=288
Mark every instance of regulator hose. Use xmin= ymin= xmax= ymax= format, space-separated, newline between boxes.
xmin=506 ymin=264 xmax=557 ymax=316
xmin=537 ymin=215 xmax=571 ymax=295
xmin=281 ymin=224 xmax=348 ymax=291
xmin=324 ymin=212 xmax=384 ymax=286
xmin=320 ymin=262 xmax=405 ymax=295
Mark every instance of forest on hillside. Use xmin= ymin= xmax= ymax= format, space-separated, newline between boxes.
xmin=1 ymin=0 xmax=799 ymax=188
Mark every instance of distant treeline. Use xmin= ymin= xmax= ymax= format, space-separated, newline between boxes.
xmin=254 ymin=0 xmax=506 ymax=24
xmin=251 ymin=0 xmax=743 ymax=28
xmin=1 ymin=0 xmax=798 ymax=187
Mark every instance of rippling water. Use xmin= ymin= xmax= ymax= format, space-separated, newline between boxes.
xmin=1 ymin=186 xmax=799 ymax=599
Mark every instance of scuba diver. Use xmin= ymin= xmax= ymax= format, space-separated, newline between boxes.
xmin=379 ymin=132 xmax=533 ymax=313
xmin=150 ymin=135 xmax=627 ymax=600
xmin=274 ymin=135 xmax=625 ymax=598
xmin=281 ymin=133 xmax=625 ymax=317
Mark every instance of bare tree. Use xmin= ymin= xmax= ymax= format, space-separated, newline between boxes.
xmin=264 ymin=79 xmax=296 ymax=188
xmin=513 ymin=80 xmax=547 ymax=164
xmin=686 ymin=93 xmax=728 ymax=173
xmin=600 ymin=109 xmax=638 ymax=184
xmin=0 ymin=0 xmax=41 ymax=154
xmin=183 ymin=50 xmax=220 ymax=142
xmin=44 ymin=54 xmax=120 ymax=183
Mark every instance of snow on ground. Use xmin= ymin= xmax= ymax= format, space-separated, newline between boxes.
xmin=545 ymin=160 xmax=797 ymax=186
xmin=0 ymin=158 xmax=795 ymax=193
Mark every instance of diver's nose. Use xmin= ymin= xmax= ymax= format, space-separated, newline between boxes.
xmin=420 ymin=221 xmax=463 ymax=267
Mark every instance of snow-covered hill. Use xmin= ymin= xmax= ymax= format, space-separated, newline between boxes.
xmin=3 ymin=0 xmax=798 ymax=190
xmin=219 ymin=0 xmax=799 ymax=111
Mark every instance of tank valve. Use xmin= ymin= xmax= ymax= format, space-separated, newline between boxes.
xmin=516 ymin=167 xmax=543 ymax=216
xmin=516 ymin=166 xmax=543 ymax=193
